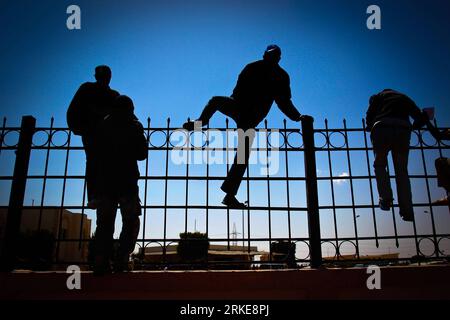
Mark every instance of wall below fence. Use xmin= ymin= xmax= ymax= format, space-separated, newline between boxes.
xmin=1 ymin=265 xmax=450 ymax=300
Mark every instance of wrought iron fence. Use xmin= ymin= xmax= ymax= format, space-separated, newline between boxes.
xmin=0 ymin=115 xmax=449 ymax=270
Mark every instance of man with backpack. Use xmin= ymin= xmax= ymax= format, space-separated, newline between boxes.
xmin=67 ymin=65 xmax=120 ymax=209
xmin=365 ymin=89 xmax=428 ymax=222
xmin=92 ymin=95 xmax=148 ymax=275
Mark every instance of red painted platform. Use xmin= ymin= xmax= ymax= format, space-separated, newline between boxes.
xmin=1 ymin=265 xmax=449 ymax=300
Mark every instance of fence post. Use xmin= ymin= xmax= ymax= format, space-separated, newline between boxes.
xmin=301 ymin=115 xmax=322 ymax=268
xmin=0 ymin=116 xmax=36 ymax=271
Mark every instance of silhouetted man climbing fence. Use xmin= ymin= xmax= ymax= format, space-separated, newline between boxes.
xmin=365 ymin=89 xmax=428 ymax=222
xmin=183 ymin=45 xmax=304 ymax=208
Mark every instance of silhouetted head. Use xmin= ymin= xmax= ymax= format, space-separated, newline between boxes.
xmin=113 ymin=95 xmax=134 ymax=115
xmin=263 ymin=44 xmax=281 ymax=64
xmin=94 ymin=65 xmax=112 ymax=87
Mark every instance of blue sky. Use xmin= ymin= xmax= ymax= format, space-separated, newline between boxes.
xmin=1 ymin=0 xmax=450 ymax=259
xmin=1 ymin=0 xmax=450 ymax=128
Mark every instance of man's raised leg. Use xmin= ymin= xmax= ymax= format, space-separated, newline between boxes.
xmin=183 ymin=96 xmax=237 ymax=130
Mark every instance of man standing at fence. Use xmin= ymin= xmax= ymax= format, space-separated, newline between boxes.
xmin=182 ymin=45 xmax=303 ymax=208
xmin=93 ymin=95 xmax=147 ymax=275
xmin=365 ymin=89 xmax=428 ymax=222
xmin=67 ymin=65 xmax=119 ymax=209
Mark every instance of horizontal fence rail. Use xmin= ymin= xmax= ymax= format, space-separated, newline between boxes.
xmin=0 ymin=115 xmax=449 ymax=270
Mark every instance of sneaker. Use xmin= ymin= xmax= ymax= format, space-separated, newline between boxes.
xmin=222 ymin=194 xmax=247 ymax=209
xmin=182 ymin=121 xmax=195 ymax=131
xmin=379 ymin=199 xmax=393 ymax=211
xmin=182 ymin=120 xmax=204 ymax=131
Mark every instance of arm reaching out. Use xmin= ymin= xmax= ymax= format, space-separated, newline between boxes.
xmin=275 ymin=73 xmax=302 ymax=121
xmin=276 ymin=98 xmax=302 ymax=121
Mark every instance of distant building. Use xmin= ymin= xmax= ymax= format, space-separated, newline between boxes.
xmin=138 ymin=244 xmax=265 ymax=269
xmin=0 ymin=208 xmax=91 ymax=263
xmin=323 ymin=253 xmax=401 ymax=266
xmin=323 ymin=253 xmax=400 ymax=260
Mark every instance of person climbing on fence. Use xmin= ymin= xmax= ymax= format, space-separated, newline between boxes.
xmin=365 ymin=89 xmax=429 ymax=222
xmin=183 ymin=45 xmax=304 ymax=208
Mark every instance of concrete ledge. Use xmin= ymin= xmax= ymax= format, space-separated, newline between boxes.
xmin=1 ymin=265 xmax=449 ymax=300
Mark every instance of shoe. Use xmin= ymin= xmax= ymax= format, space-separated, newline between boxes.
xmin=432 ymin=196 xmax=449 ymax=206
xmin=379 ymin=199 xmax=393 ymax=211
xmin=182 ymin=121 xmax=195 ymax=131
xmin=182 ymin=120 xmax=204 ymax=131
xmin=222 ymin=194 xmax=247 ymax=209
xmin=400 ymin=211 xmax=414 ymax=222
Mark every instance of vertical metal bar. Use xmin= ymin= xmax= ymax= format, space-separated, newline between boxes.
xmin=362 ymin=119 xmax=379 ymax=248
xmin=163 ymin=118 xmax=170 ymax=265
xmin=283 ymin=120 xmax=292 ymax=241
xmin=205 ymin=123 xmax=210 ymax=266
xmin=325 ymin=119 xmax=340 ymax=259
xmin=78 ymin=173 xmax=88 ymax=250
xmin=1 ymin=116 xmax=36 ymax=271
xmin=184 ymin=120 xmax=190 ymax=235
xmin=242 ymin=207 xmax=245 ymax=249
xmin=55 ymin=130 xmax=72 ymax=264
xmin=38 ymin=117 xmax=54 ymax=231
xmin=225 ymin=118 xmax=230 ymax=249
xmin=343 ymin=119 xmax=360 ymax=259
xmin=246 ymin=134 xmax=251 ymax=254
xmin=301 ymin=116 xmax=322 ymax=268
xmin=264 ymin=120 xmax=272 ymax=262
xmin=77 ymin=122 xmax=87 ymax=252
xmin=418 ymin=128 xmax=439 ymax=257
xmin=142 ymin=118 xmax=151 ymax=250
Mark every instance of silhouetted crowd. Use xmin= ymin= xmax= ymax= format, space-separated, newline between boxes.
xmin=67 ymin=45 xmax=450 ymax=275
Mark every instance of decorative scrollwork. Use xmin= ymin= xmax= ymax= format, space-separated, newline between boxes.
xmin=286 ymin=131 xmax=303 ymax=148
xmin=149 ymin=130 xmax=168 ymax=148
xmin=417 ymin=237 xmax=437 ymax=258
xmin=328 ymin=131 xmax=347 ymax=149
xmin=2 ymin=130 xmax=20 ymax=147
xmin=50 ymin=130 xmax=70 ymax=147
xmin=293 ymin=240 xmax=311 ymax=260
